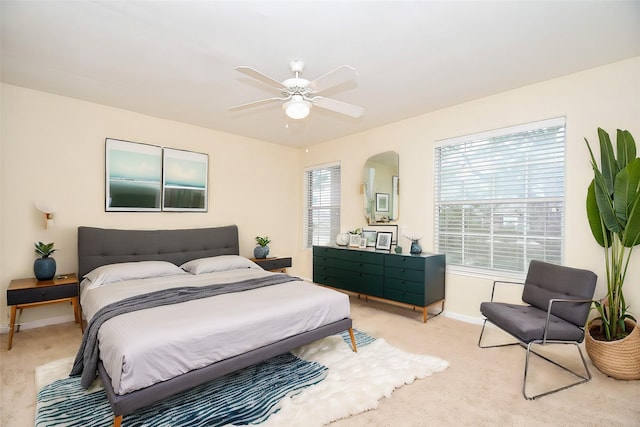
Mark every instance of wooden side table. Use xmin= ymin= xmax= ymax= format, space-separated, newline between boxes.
xmin=6 ymin=273 xmax=82 ymax=350
xmin=250 ymin=257 xmax=292 ymax=273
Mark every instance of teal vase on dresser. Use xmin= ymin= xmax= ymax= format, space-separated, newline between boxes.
xmin=34 ymin=257 xmax=56 ymax=281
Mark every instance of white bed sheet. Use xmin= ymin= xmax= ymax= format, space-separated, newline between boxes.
xmin=80 ymin=269 xmax=351 ymax=395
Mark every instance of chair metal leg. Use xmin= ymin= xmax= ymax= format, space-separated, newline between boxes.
xmin=523 ymin=340 xmax=591 ymax=400
xmin=477 ymin=318 xmax=519 ymax=349
xmin=479 ymin=319 xmax=592 ymax=399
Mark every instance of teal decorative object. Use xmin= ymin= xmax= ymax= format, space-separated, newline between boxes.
xmin=34 ymin=258 xmax=56 ymax=281
xmin=410 ymin=240 xmax=422 ymax=255
xmin=253 ymin=246 xmax=269 ymax=259
xmin=254 ymin=236 xmax=271 ymax=259
xmin=34 ymin=241 xmax=56 ymax=280
xmin=394 ymin=246 xmax=403 ymax=254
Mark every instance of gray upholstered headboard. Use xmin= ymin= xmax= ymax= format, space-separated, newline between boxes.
xmin=77 ymin=225 xmax=239 ymax=278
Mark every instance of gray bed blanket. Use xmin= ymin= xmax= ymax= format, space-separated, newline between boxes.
xmin=70 ymin=273 xmax=299 ymax=389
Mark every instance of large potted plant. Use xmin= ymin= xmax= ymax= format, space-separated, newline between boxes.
xmin=584 ymin=127 xmax=640 ymax=380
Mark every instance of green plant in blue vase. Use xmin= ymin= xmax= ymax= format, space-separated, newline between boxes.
xmin=34 ymin=241 xmax=57 ymax=281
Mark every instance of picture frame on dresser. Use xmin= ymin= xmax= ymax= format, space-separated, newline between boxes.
xmin=375 ymin=231 xmax=393 ymax=250
xmin=348 ymin=234 xmax=362 ymax=247
xmin=367 ymin=224 xmax=398 ymax=244
xmin=362 ymin=230 xmax=377 ymax=247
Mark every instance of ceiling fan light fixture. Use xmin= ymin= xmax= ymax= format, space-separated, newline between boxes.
xmin=284 ymin=95 xmax=311 ymax=120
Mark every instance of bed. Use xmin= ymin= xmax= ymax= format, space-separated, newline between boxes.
xmin=73 ymin=225 xmax=355 ymax=427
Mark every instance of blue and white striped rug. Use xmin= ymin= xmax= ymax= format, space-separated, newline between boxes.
xmin=36 ymin=330 xmax=377 ymax=427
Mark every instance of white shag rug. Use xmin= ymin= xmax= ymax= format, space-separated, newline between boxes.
xmin=36 ymin=334 xmax=448 ymax=426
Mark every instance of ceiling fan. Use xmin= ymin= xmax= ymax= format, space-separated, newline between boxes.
xmin=229 ymin=60 xmax=364 ymax=120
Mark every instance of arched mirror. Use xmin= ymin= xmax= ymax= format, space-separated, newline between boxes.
xmin=362 ymin=151 xmax=399 ymax=224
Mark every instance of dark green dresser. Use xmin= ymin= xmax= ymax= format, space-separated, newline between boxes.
xmin=313 ymin=246 xmax=445 ymax=322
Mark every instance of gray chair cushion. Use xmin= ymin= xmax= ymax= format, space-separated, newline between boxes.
xmin=521 ymin=260 xmax=597 ymax=327
xmin=480 ymin=302 xmax=587 ymax=343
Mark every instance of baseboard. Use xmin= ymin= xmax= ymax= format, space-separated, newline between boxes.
xmin=442 ymin=311 xmax=484 ymax=325
xmin=0 ymin=314 xmax=76 ymax=334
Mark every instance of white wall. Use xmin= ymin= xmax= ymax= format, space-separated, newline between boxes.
xmin=0 ymin=84 xmax=302 ymax=328
xmin=297 ymin=57 xmax=640 ymax=323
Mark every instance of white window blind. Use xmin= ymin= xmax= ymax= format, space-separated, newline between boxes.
xmin=304 ymin=163 xmax=341 ymax=248
xmin=434 ymin=117 xmax=566 ymax=276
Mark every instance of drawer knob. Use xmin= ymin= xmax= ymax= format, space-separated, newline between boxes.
xmin=41 ymin=291 xmax=46 ymax=296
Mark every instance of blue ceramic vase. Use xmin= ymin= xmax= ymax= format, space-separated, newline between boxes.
xmin=254 ymin=246 xmax=270 ymax=259
xmin=34 ymin=257 xmax=56 ymax=281
xmin=410 ymin=240 xmax=422 ymax=255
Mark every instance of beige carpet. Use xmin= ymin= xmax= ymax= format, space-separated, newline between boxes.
xmin=2 ymin=296 xmax=640 ymax=427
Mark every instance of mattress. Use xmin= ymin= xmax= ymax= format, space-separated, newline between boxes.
xmin=80 ymin=268 xmax=351 ymax=395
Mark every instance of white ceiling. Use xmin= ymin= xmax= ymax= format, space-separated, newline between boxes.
xmin=2 ymin=1 xmax=639 ymax=148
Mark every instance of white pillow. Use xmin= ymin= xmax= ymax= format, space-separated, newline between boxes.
xmin=181 ymin=255 xmax=260 ymax=275
xmin=84 ymin=260 xmax=186 ymax=289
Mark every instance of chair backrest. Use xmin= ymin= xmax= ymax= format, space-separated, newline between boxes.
xmin=522 ymin=260 xmax=597 ymax=327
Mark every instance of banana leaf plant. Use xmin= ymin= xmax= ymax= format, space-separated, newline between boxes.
xmin=585 ymin=128 xmax=640 ymax=341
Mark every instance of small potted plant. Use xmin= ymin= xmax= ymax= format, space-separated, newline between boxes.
xmin=254 ymin=236 xmax=271 ymax=259
xmin=34 ymin=241 xmax=57 ymax=281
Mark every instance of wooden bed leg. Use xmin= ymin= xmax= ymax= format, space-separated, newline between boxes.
xmin=348 ymin=328 xmax=358 ymax=352
xmin=113 ymin=414 xmax=122 ymax=427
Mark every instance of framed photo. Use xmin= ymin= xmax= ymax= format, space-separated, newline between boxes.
xmin=105 ymin=138 xmax=162 ymax=212
xmin=359 ymin=238 xmax=367 ymax=249
xmin=162 ymin=148 xmax=208 ymax=212
xmin=376 ymin=193 xmax=389 ymax=212
xmin=348 ymin=234 xmax=362 ymax=247
xmin=362 ymin=230 xmax=377 ymax=247
xmin=375 ymin=231 xmax=393 ymax=250
xmin=367 ymin=224 xmax=398 ymax=244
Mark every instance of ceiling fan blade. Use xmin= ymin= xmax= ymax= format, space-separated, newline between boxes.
xmin=311 ymin=96 xmax=364 ymax=118
xmin=228 ymin=97 xmax=288 ymax=111
xmin=309 ymin=65 xmax=358 ymax=93
xmin=235 ymin=66 xmax=284 ymax=90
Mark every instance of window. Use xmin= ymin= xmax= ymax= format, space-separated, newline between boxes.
xmin=304 ymin=162 xmax=341 ymax=248
xmin=434 ymin=117 xmax=566 ymax=276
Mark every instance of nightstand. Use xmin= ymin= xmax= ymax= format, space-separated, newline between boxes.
xmin=6 ymin=273 xmax=82 ymax=350
xmin=250 ymin=257 xmax=292 ymax=273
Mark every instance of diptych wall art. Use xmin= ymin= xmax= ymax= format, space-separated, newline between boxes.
xmin=105 ymin=138 xmax=208 ymax=212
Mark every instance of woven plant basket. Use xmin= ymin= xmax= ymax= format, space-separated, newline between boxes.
xmin=585 ymin=320 xmax=640 ymax=380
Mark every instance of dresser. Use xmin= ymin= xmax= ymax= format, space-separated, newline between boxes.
xmin=313 ymin=246 xmax=445 ymax=322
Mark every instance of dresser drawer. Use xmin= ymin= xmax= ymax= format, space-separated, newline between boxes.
xmin=385 ymin=266 xmax=425 ymax=282
xmin=341 ymin=250 xmax=384 ymax=265
xmin=254 ymin=257 xmax=291 ymax=271
xmin=313 ymin=246 xmax=343 ymax=258
xmin=7 ymin=283 xmax=77 ymax=305
xmin=384 ymin=277 xmax=425 ymax=295
xmin=385 ymin=255 xmax=425 ymax=270
xmin=342 ymin=260 xmax=383 ymax=276
xmin=343 ymin=270 xmax=383 ymax=297
xmin=383 ymin=288 xmax=425 ymax=306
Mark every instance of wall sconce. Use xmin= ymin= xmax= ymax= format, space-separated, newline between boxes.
xmin=35 ymin=201 xmax=55 ymax=229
